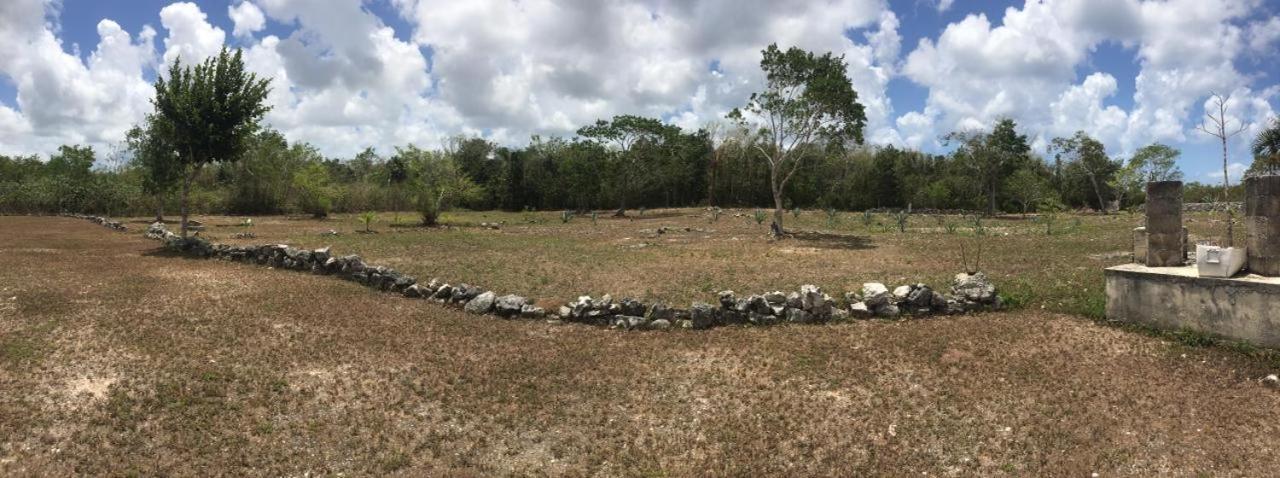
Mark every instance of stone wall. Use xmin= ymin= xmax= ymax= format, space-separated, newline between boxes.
xmin=66 ymin=213 xmax=128 ymax=231
xmin=139 ymin=221 xmax=1002 ymax=331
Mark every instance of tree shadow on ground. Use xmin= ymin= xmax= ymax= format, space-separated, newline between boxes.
xmin=787 ymin=230 xmax=876 ymax=250
xmin=140 ymin=248 xmax=209 ymax=261
xmin=610 ymin=211 xmax=688 ymax=221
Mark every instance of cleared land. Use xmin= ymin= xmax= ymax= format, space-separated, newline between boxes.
xmin=2 ymin=214 xmax=1279 ymax=476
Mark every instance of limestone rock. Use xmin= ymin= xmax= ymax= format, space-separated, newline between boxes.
xmin=874 ymin=303 xmax=900 ymax=317
xmin=862 ymin=283 xmax=891 ymax=307
xmin=689 ymin=302 xmax=716 ymax=329
xmin=717 ymin=290 xmax=736 ymax=309
xmin=520 ymin=305 xmax=546 ymax=318
xmin=786 ymin=308 xmax=813 ymax=323
xmin=907 ymin=285 xmax=934 ymax=309
xmin=763 ymin=291 xmax=786 ymax=304
xmin=464 ymin=291 xmax=496 ymax=314
xmin=830 ymin=307 xmax=851 ymax=321
xmin=494 ymin=294 xmax=528 ymax=317
xmin=619 ymin=297 xmax=646 ymax=317
xmin=849 ymin=302 xmax=872 ymax=318
xmin=953 ymin=272 xmax=996 ymax=303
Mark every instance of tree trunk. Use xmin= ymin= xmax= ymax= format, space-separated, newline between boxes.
xmin=1220 ymin=136 xmax=1233 ymax=246
xmin=771 ymin=167 xmax=785 ymax=235
xmin=987 ymin=182 xmax=997 ymax=216
xmin=180 ymin=169 xmax=192 ymax=239
xmin=1087 ymin=174 xmax=1106 ymax=214
xmin=155 ymin=193 xmax=165 ymax=223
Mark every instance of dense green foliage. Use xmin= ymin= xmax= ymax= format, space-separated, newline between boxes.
xmin=2 ymin=45 xmax=1273 ymax=220
xmin=9 ymin=118 xmax=1275 ymax=218
xmin=152 ymin=47 xmax=272 ymax=236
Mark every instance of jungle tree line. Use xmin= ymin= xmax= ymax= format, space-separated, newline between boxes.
xmin=9 ymin=118 xmax=1276 ymax=219
xmin=3 ymin=44 xmax=1280 ymax=225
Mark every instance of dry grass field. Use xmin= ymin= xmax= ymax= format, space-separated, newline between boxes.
xmin=3 ymin=213 xmax=1279 ymax=476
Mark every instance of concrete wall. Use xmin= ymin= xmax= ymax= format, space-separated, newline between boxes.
xmin=1106 ymin=264 xmax=1280 ymax=348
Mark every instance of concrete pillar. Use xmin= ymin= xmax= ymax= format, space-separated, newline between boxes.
xmin=1133 ymin=227 xmax=1147 ymax=264
xmin=1245 ymin=175 xmax=1280 ymax=276
xmin=1146 ymin=181 xmax=1184 ymax=267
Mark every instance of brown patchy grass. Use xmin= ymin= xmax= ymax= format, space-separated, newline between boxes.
xmin=2 ymin=215 xmax=1279 ymax=476
xmin=173 ymin=208 xmax=1226 ymax=317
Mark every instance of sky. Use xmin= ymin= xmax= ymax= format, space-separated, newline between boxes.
xmin=1 ymin=0 xmax=1278 ymax=182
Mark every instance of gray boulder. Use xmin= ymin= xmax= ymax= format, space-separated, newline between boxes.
xmin=619 ymin=297 xmax=646 ymax=316
xmin=874 ymin=303 xmax=901 ymax=317
xmin=952 ymin=272 xmax=996 ymax=303
xmin=520 ymin=305 xmax=546 ymax=318
xmin=763 ymin=291 xmax=786 ymax=304
xmin=620 ymin=315 xmax=649 ymax=329
xmin=830 ymin=307 xmax=851 ymax=321
xmin=786 ymin=291 xmax=803 ymax=309
xmin=403 ymin=284 xmax=425 ymax=298
xmin=862 ymin=283 xmax=891 ymax=307
xmin=717 ymin=290 xmax=736 ymax=309
xmin=464 ymin=291 xmax=497 ymax=314
xmin=688 ymin=302 xmax=716 ymax=329
xmin=893 ymin=284 xmax=913 ymax=301
xmin=494 ymin=294 xmax=528 ymax=317
xmin=906 ymin=285 xmax=934 ymax=309
xmin=786 ymin=308 xmax=813 ymax=323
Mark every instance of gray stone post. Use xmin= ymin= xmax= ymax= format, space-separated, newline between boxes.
xmin=1146 ymin=181 xmax=1184 ymax=267
xmin=1245 ymin=175 xmax=1280 ymax=276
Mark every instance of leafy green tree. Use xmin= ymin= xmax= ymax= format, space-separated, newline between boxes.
xmin=1115 ymin=143 xmax=1182 ymax=209
xmin=945 ymin=118 xmax=1030 ymax=215
xmin=126 ymin=117 xmax=182 ymax=221
xmin=728 ymin=43 xmax=866 ymax=233
xmin=1109 ymin=161 xmax=1143 ymax=210
xmin=1129 ymin=143 xmax=1183 ymax=182
xmin=391 ymin=145 xmax=481 ymax=226
xmin=1007 ymin=168 xmax=1052 ymax=215
xmin=1050 ymin=131 xmax=1117 ymax=212
xmin=1249 ymin=117 xmax=1280 ymax=177
xmin=292 ymin=162 xmax=334 ymax=218
xmin=46 ymin=145 xmax=95 ymax=182
xmin=151 ymin=47 xmax=271 ymax=237
xmin=577 ymin=114 xmax=675 ymax=215
xmin=224 ymin=129 xmax=300 ymax=214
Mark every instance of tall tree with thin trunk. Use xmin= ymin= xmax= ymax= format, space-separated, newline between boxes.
xmin=1197 ymin=92 xmax=1247 ymax=246
xmin=1050 ymin=131 xmax=1116 ymax=213
xmin=945 ymin=118 xmax=1030 ymax=216
xmin=728 ymin=43 xmax=866 ymax=235
xmin=152 ymin=48 xmax=271 ymax=238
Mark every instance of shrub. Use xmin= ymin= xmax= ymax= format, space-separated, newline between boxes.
xmin=358 ymin=211 xmax=377 ymax=232
xmin=292 ymin=162 xmax=334 ymax=218
xmin=894 ymin=210 xmax=909 ymax=232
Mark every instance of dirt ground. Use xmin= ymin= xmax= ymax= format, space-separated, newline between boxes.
xmin=2 ymin=216 xmax=1279 ymax=476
